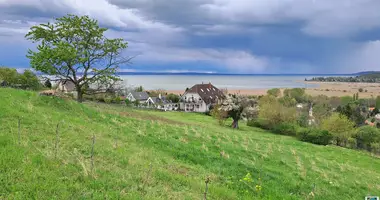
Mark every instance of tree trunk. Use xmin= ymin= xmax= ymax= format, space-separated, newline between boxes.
xmin=76 ymin=86 xmax=83 ymax=102
xmin=231 ymin=119 xmax=239 ymax=129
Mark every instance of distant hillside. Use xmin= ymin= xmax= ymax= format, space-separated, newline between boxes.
xmin=1 ymin=88 xmax=380 ymax=199
xmin=307 ymin=71 xmax=380 ymax=83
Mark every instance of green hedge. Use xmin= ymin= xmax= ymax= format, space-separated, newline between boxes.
xmin=297 ymin=128 xmax=332 ymax=145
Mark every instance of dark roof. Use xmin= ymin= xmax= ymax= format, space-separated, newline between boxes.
xmin=150 ymin=96 xmax=173 ymax=104
xmin=130 ymin=91 xmax=149 ymax=100
xmin=185 ymin=83 xmax=225 ymax=104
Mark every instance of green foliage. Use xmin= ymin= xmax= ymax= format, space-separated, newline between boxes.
xmin=210 ymin=104 xmax=228 ymax=126
xmin=134 ymin=85 xmax=144 ymax=92
xmin=354 ymin=126 xmax=380 ymax=151
xmin=113 ymin=96 xmax=121 ymax=104
xmin=125 ymin=98 xmax=131 ymax=106
xmin=321 ymin=113 xmax=356 ymax=147
xmin=25 ymin=14 xmax=129 ymax=101
xmin=0 ymin=67 xmax=42 ymax=90
xmin=258 ymin=96 xmax=297 ymax=129
xmin=340 ymin=96 xmax=353 ymax=106
xmin=166 ymin=93 xmax=180 ymax=103
xmin=283 ymin=88 xmax=307 ymax=103
xmin=376 ymin=96 xmax=380 ymax=109
xmin=2 ymin=88 xmax=380 ymax=199
xmin=267 ymin=88 xmax=281 ymax=97
xmin=133 ymin=100 xmax=140 ymax=107
xmin=272 ymin=122 xmax=299 ymax=136
xmin=297 ymin=128 xmax=332 ymax=145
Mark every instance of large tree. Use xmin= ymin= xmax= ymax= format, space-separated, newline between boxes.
xmin=25 ymin=14 xmax=131 ymax=102
xmin=219 ymin=95 xmax=258 ymax=129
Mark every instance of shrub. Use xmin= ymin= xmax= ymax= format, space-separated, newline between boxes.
xmin=371 ymin=143 xmax=380 ymax=154
xmin=321 ymin=113 xmax=356 ymax=147
xmin=347 ymin=137 xmax=357 ymax=149
xmin=258 ymin=97 xmax=297 ymax=129
xmin=297 ymin=113 xmax=309 ymax=127
xmin=267 ymin=88 xmax=281 ymax=97
xmin=358 ymin=88 xmax=364 ymax=92
xmin=297 ymin=129 xmax=332 ymax=145
xmin=104 ymin=97 xmax=112 ymax=104
xmin=125 ymin=98 xmax=131 ymax=106
xmin=113 ymin=96 xmax=121 ymax=104
xmin=272 ymin=122 xmax=299 ymax=136
xmin=354 ymin=126 xmax=380 ymax=151
xmin=210 ymin=104 xmax=228 ymax=126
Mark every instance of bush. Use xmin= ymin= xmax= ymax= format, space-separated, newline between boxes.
xmin=125 ymin=98 xmax=131 ymax=106
xmin=113 ymin=96 xmax=121 ymax=104
xmin=272 ymin=122 xmax=299 ymax=136
xmin=267 ymin=88 xmax=281 ymax=97
xmin=371 ymin=143 xmax=380 ymax=154
xmin=321 ymin=113 xmax=356 ymax=147
xmin=354 ymin=126 xmax=380 ymax=151
xmin=297 ymin=129 xmax=332 ymax=145
xmin=347 ymin=137 xmax=357 ymax=149
xmin=358 ymin=88 xmax=364 ymax=92
xmin=104 ymin=97 xmax=112 ymax=104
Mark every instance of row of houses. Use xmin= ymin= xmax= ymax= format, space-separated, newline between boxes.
xmin=56 ymin=80 xmax=225 ymax=113
xmin=126 ymin=82 xmax=225 ymax=112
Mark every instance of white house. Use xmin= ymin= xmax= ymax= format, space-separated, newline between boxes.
xmin=56 ymin=79 xmax=77 ymax=98
xmin=146 ymin=94 xmax=179 ymax=111
xmin=126 ymin=91 xmax=150 ymax=104
xmin=180 ymin=82 xmax=225 ymax=113
xmin=56 ymin=79 xmax=76 ymax=93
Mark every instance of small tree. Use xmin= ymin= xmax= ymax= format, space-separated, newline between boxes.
xmin=134 ymin=86 xmax=144 ymax=92
xmin=267 ymin=88 xmax=281 ymax=97
xmin=166 ymin=93 xmax=180 ymax=103
xmin=25 ymin=14 xmax=131 ymax=102
xmin=321 ymin=113 xmax=355 ymax=147
xmin=219 ymin=95 xmax=258 ymax=129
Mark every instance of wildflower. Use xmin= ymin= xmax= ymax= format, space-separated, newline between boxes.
xmin=255 ymin=185 xmax=262 ymax=191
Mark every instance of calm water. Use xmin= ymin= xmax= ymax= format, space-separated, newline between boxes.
xmin=119 ymin=75 xmax=321 ymax=90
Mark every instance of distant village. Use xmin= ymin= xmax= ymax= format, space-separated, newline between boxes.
xmin=52 ymin=79 xmax=225 ymax=113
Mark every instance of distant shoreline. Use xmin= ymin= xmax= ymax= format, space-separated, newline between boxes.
xmin=168 ymin=81 xmax=380 ymax=97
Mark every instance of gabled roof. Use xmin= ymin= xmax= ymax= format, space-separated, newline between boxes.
xmin=130 ymin=91 xmax=149 ymax=101
xmin=149 ymin=96 xmax=174 ymax=104
xmin=185 ymin=83 xmax=225 ymax=104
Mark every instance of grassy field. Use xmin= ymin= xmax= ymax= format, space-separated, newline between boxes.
xmin=1 ymin=88 xmax=380 ymax=199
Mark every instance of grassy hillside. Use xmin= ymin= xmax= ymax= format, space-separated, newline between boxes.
xmin=1 ymin=88 xmax=380 ymax=199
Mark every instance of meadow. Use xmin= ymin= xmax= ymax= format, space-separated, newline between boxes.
xmin=1 ymin=88 xmax=380 ymax=199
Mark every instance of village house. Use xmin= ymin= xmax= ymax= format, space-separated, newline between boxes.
xmin=180 ymin=82 xmax=225 ymax=113
xmin=146 ymin=94 xmax=178 ymax=111
xmin=126 ymin=91 xmax=150 ymax=104
xmin=56 ymin=79 xmax=77 ymax=98
xmin=56 ymin=79 xmax=76 ymax=93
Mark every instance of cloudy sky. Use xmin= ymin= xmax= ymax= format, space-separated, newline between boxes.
xmin=1 ymin=0 xmax=380 ymax=74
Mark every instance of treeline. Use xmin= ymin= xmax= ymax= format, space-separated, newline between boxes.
xmin=212 ymin=88 xmax=380 ymax=155
xmin=0 ymin=67 xmax=42 ymax=90
xmin=306 ymin=73 xmax=380 ymax=83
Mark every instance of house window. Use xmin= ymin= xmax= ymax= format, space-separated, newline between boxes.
xmin=196 ymin=105 xmax=200 ymax=108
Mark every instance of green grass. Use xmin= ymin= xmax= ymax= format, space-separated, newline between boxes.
xmin=1 ymin=88 xmax=380 ymax=199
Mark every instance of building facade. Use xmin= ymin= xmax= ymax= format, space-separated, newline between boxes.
xmin=180 ymin=83 xmax=225 ymax=113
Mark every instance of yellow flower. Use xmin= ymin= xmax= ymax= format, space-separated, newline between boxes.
xmin=255 ymin=185 xmax=262 ymax=191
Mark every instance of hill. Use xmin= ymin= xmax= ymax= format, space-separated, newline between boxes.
xmin=1 ymin=88 xmax=380 ymax=199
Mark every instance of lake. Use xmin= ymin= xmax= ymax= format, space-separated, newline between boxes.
xmin=119 ymin=75 xmax=321 ymax=90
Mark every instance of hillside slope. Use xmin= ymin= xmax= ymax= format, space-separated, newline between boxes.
xmin=1 ymin=88 xmax=380 ymax=199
